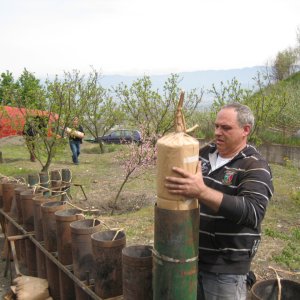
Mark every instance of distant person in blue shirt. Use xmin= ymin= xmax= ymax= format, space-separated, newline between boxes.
xmin=68 ymin=117 xmax=84 ymax=165
xmin=23 ymin=119 xmax=37 ymax=162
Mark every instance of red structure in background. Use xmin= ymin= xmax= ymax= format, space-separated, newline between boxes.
xmin=0 ymin=106 xmax=58 ymax=138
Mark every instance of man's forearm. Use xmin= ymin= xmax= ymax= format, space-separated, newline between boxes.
xmin=198 ymin=186 xmax=223 ymax=212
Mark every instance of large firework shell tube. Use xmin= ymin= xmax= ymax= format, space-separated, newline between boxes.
xmin=154 ymin=91 xmax=200 ymax=299
xmin=65 ymin=127 xmax=84 ymax=139
xmin=156 ymin=91 xmax=199 ymax=210
xmin=154 ymin=205 xmax=199 ymax=299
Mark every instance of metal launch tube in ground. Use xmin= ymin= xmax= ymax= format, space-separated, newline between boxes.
xmin=41 ymin=200 xmax=67 ymax=300
xmin=55 ymin=208 xmax=84 ymax=300
xmin=70 ymin=218 xmax=102 ymax=300
xmin=153 ymin=92 xmax=200 ymax=300
xmin=153 ymin=205 xmax=199 ymax=300
xmin=122 ymin=244 xmax=153 ymax=300
xmin=33 ymin=195 xmax=58 ymax=278
xmin=91 ymin=230 xmax=126 ymax=299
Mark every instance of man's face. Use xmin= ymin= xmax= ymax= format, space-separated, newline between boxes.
xmin=73 ymin=118 xmax=79 ymax=126
xmin=214 ymin=108 xmax=250 ymax=158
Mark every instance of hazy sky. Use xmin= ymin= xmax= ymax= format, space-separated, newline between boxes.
xmin=1 ymin=0 xmax=299 ymax=77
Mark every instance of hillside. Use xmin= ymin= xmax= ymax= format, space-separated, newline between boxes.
xmin=100 ymin=66 xmax=266 ymax=107
xmin=282 ymin=70 xmax=300 ymax=85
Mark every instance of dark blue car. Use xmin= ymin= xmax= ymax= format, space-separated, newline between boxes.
xmin=94 ymin=129 xmax=142 ymax=144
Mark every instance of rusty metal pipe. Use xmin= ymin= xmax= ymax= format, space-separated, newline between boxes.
xmin=70 ymin=219 xmax=102 ymax=300
xmin=39 ymin=172 xmax=50 ymax=196
xmin=55 ymin=208 xmax=84 ymax=300
xmin=20 ymin=190 xmax=43 ymax=232
xmin=20 ymin=189 xmax=42 ymax=273
xmin=251 ymin=279 xmax=300 ymax=299
xmin=41 ymin=201 xmax=67 ymax=300
xmin=2 ymin=182 xmax=15 ymax=213
xmin=122 ymin=245 xmax=153 ymax=300
xmin=25 ymin=237 xmax=37 ymax=276
xmin=50 ymin=169 xmax=62 ymax=188
xmin=28 ymin=173 xmax=39 ymax=187
xmin=14 ymin=186 xmax=28 ymax=224
xmin=33 ymin=195 xmax=56 ymax=241
xmin=91 ymin=230 xmax=126 ymax=299
xmin=61 ymin=169 xmax=71 ymax=201
xmin=33 ymin=195 xmax=58 ymax=278
xmin=0 ymin=209 xmax=107 ymax=300
xmin=41 ymin=201 xmax=67 ymax=252
xmin=4 ymin=184 xmax=26 ymax=263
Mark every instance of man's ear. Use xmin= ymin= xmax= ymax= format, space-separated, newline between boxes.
xmin=243 ymin=124 xmax=251 ymax=137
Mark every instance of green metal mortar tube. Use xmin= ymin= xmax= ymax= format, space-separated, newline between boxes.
xmin=28 ymin=173 xmax=39 ymax=187
xmin=153 ymin=204 xmax=199 ymax=300
xmin=39 ymin=172 xmax=50 ymax=197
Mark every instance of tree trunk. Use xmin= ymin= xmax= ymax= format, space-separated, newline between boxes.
xmin=110 ymin=169 xmax=135 ymax=215
xmin=41 ymin=156 xmax=52 ymax=172
xmin=98 ymin=141 xmax=105 ymax=154
xmin=0 ymin=151 xmax=3 ymax=163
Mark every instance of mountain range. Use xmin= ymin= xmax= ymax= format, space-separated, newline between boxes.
xmin=100 ymin=66 xmax=267 ymax=107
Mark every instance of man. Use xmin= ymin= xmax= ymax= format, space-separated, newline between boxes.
xmin=165 ymin=103 xmax=273 ymax=299
xmin=68 ymin=117 xmax=84 ymax=165
xmin=23 ymin=118 xmax=37 ymax=162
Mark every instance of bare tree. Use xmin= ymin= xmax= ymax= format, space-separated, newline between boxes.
xmin=114 ymin=74 xmax=203 ymax=140
xmin=271 ymin=28 xmax=300 ymax=81
xmin=79 ymin=69 xmax=125 ymax=153
xmin=271 ymin=48 xmax=299 ymax=81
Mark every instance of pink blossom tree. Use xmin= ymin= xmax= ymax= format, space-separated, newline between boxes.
xmin=110 ymin=130 xmax=157 ymax=215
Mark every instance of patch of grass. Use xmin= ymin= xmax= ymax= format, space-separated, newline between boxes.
xmin=125 ymin=167 xmax=156 ymax=192
xmin=1 ymin=144 xmax=27 ymax=158
xmin=260 ymin=130 xmax=300 ymax=146
xmin=292 ymin=228 xmax=300 ymax=240
xmin=290 ymin=189 xmax=300 ymax=206
xmin=0 ymin=164 xmax=34 ymax=178
xmin=104 ymin=144 xmax=120 ymax=153
xmin=82 ymin=143 xmax=125 ymax=154
xmin=82 ymin=145 xmax=103 ymax=154
xmin=260 ymin=163 xmax=300 ymax=272
xmin=0 ymin=143 xmax=41 ymax=176
xmin=264 ymin=227 xmax=289 ymax=240
xmin=113 ymin=206 xmax=154 ymax=244
xmin=274 ymin=241 xmax=300 ymax=269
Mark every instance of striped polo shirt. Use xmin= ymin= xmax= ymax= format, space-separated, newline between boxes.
xmin=198 ymin=143 xmax=274 ymax=274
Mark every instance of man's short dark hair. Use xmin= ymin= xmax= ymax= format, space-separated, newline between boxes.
xmin=222 ymin=103 xmax=255 ymax=130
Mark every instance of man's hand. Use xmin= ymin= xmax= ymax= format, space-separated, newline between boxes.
xmin=165 ymin=161 xmax=223 ymax=212
xmin=165 ymin=162 xmax=204 ymax=199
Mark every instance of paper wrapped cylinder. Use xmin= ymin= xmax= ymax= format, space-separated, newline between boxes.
xmin=156 ymin=91 xmax=200 ymax=210
xmin=156 ymin=131 xmax=199 ymax=209
xmin=65 ymin=127 xmax=84 ymax=139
